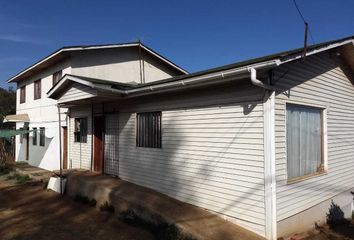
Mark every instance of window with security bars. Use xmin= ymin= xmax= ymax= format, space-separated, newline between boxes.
xmin=136 ymin=112 xmax=162 ymax=148
xmin=74 ymin=118 xmax=87 ymax=143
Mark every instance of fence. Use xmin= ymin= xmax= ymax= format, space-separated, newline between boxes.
xmin=0 ymin=137 xmax=15 ymax=166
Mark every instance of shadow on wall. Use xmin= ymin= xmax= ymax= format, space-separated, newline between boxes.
xmin=17 ymin=136 xmax=53 ymax=168
xmin=111 ymin=89 xmax=269 ymax=236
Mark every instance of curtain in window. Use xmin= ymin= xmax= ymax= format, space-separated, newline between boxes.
xmin=286 ymin=104 xmax=322 ymax=179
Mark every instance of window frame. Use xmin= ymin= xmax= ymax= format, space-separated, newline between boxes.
xmin=136 ymin=111 xmax=162 ymax=148
xmin=34 ymin=79 xmax=41 ymax=100
xmin=20 ymin=86 xmax=26 ymax=104
xmin=39 ymin=127 xmax=45 ymax=147
xmin=52 ymin=70 xmax=63 ymax=86
xmin=74 ymin=118 xmax=88 ymax=143
xmin=285 ymin=102 xmax=328 ymax=184
xmin=32 ymin=127 xmax=37 ymax=146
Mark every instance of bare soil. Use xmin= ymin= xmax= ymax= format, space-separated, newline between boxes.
xmin=0 ymin=174 xmax=153 ymax=240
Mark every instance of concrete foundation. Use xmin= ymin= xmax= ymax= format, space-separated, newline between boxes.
xmin=277 ymin=190 xmax=354 ymax=238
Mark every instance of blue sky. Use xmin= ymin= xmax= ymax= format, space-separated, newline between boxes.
xmin=0 ymin=0 xmax=353 ymax=89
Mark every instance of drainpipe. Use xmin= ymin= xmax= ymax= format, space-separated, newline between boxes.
xmin=249 ymin=68 xmax=278 ymax=91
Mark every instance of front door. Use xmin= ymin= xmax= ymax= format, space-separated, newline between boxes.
xmin=93 ymin=116 xmax=104 ymax=173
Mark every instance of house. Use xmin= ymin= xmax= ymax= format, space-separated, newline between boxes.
xmin=8 ymin=36 xmax=354 ymax=239
xmin=7 ymin=42 xmax=186 ymax=170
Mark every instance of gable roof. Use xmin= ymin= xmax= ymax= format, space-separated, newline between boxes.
xmin=7 ymin=42 xmax=188 ymax=83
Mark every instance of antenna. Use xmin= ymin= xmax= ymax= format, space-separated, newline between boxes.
xmin=292 ymin=0 xmax=315 ymax=59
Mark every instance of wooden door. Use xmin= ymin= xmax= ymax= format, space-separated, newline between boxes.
xmin=93 ymin=116 xmax=104 ymax=173
xmin=62 ymin=127 xmax=68 ymax=169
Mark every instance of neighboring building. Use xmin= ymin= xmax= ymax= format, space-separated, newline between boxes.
xmin=7 ymin=43 xmax=186 ymax=170
xmin=8 ymin=36 xmax=354 ymax=239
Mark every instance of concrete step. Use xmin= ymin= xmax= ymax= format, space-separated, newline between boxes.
xmin=66 ymin=172 xmax=265 ymax=240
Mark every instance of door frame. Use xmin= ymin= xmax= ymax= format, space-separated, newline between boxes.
xmin=93 ymin=116 xmax=105 ymax=173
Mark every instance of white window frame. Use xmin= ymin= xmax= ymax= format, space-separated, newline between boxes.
xmin=285 ymin=100 xmax=328 ymax=184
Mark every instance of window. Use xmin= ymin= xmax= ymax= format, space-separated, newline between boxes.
xmin=136 ymin=112 xmax=161 ymax=148
xmin=53 ymin=70 xmax=62 ymax=86
xmin=74 ymin=118 xmax=87 ymax=143
xmin=34 ymin=79 xmax=41 ymax=100
xmin=286 ymin=104 xmax=324 ymax=181
xmin=19 ymin=127 xmax=24 ymax=143
xmin=20 ymin=86 xmax=26 ymax=103
xmin=39 ymin=127 xmax=45 ymax=147
xmin=32 ymin=128 xmax=37 ymax=145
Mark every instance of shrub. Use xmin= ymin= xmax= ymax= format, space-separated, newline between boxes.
xmin=119 ymin=209 xmax=196 ymax=240
xmin=327 ymin=201 xmax=347 ymax=227
xmin=100 ymin=201 xmax=115 ymax=213
xmin=7 ymin=173 xmax=31 ymax=184
xmin=74 ymin=195 xmax=97 ymax=207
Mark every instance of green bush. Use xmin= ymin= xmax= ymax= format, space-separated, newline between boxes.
xmin=7 ymin=173 xmax=31 ymax=184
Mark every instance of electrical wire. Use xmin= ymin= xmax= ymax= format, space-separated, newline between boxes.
xmin=292 ymin=0 xmax=316 ymax=45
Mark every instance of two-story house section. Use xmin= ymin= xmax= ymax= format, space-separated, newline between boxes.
xmin=7 ymin=42 xmax=187 ymax=170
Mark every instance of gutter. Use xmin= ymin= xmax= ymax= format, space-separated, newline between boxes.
xmin=95 ymin=60 xmax=281 ymax=98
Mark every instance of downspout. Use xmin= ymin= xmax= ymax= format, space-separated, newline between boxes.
xmin=249 ymin=67 xmax=278 ymax=91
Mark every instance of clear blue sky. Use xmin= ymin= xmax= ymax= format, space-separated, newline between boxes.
xmin=0 ymin=0 xmax=353 ymax=89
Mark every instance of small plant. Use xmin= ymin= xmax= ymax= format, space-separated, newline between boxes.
xmin=327 ymin=201 xmax=347 ymax=227
xmin=7 ymin=173 xmax=31 ymax=184
xmin=74 ymin=194 xmax=97 ymax=207
xmin=100 ymin=201 xmax=115 ymax=213
xmin=0 ymin=165 xmax=12 ymax=176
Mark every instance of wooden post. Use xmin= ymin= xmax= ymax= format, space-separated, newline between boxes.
xmin=57 ymin=104 xmax=63 ymax=195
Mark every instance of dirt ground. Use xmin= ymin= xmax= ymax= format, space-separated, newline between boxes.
xmin=0 ymin=174 xmax=153 ymax=240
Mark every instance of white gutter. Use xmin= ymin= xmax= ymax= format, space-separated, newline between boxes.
xmin=121 ymin=60 xmax=280 ymax=96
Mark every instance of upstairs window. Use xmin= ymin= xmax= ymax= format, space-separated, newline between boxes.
xmin=53 ymin=70 xmax=62 ymax=86
xmin=20 ymin=86 xmax=26 ymax=103
xmin=74 ymin=118 xmax=87 ymax=143
xmin=34 ymin=79 xmax=41 ymax=100
xmin=32 ymin=128 xmax=37 ymax=145
xmin=136 ymin=112 xmax=162 ymax=148
xmin=39 ymin=127 xmax=45 ymax=147
xmin=286 ymin=104 xmax=324 ymax=181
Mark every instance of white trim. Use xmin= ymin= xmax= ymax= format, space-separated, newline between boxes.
xmin=280 ymin=40 xmax=354 ymax=64
xmin=264 ymin=91 xmax=277 ymax=240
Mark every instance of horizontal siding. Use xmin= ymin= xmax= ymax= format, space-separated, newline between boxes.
xmin=117 ymin=84 xmax=266 ymax=236
xmin=274 ymin=52 xmax=354 ymax=220
xmin=69 ymin=106 xmax=92 ymax=170
xmin=58 ymin=83 xmax=97 ymax=103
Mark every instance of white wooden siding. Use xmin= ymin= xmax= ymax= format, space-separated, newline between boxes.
xmin=69 ymin=106 xmax=92 ymax=169
xmin=274 ymin=52 xmax=354 ymax=221
xmin=58 ymin=83 xmax=97 ymax=104
xmin=117 ymin=84 xmax=267 ymax=236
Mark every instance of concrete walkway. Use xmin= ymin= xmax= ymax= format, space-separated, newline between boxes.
xmin=66 ymin=172 xmax=265 ymax=240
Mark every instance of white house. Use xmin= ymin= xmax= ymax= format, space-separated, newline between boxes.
xmin=7 ymin=42 xmax=186 ymax=170
xmin=8 ymin=36 xmax=354 ymax=239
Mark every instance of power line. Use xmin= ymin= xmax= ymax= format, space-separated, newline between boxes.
xmin=292 ymin=0 xmax=316 ymax=45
